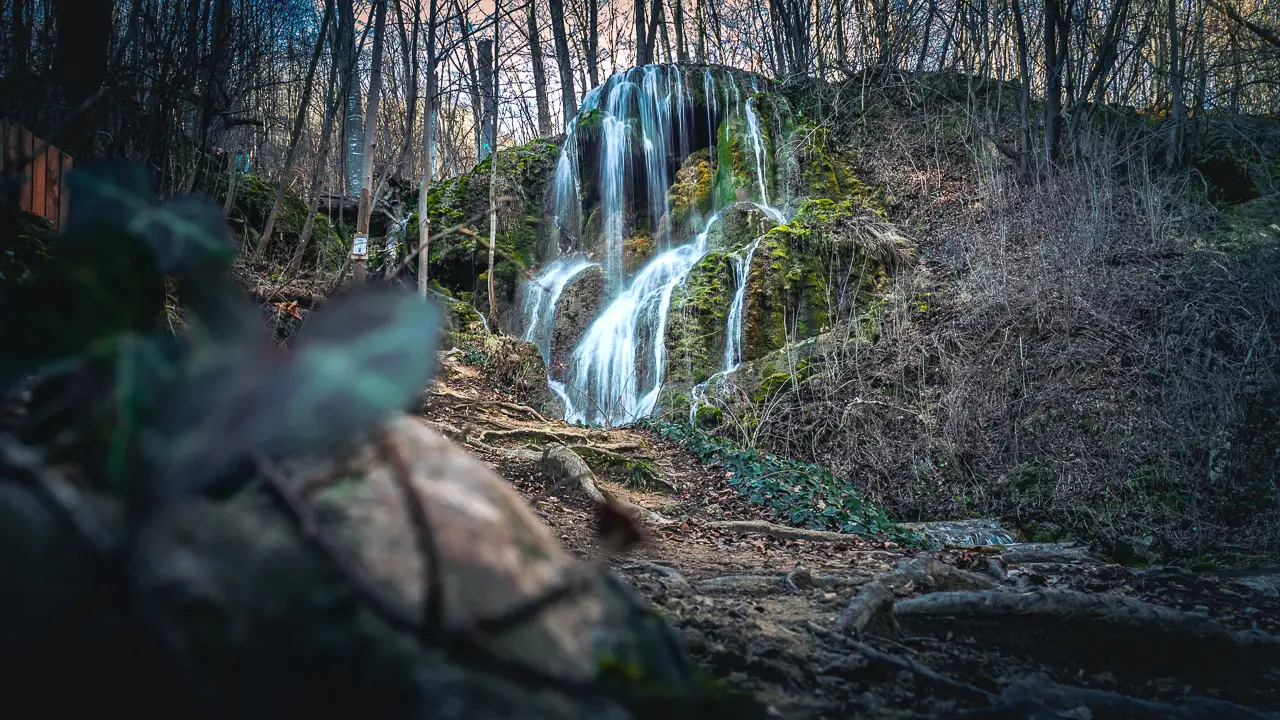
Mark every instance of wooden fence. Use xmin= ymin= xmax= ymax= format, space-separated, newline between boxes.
xmin=0 ymin=120 xmax=73 ymax=230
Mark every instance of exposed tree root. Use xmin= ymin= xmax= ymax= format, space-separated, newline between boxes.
xmin=703 ymin=520 xmax=866 ymax=544
xmin=538 ymin=445 xmax=674 ymax=527
xmin=996 ymin=673 xmax=1277 ymax=720
xmin=426 ymin=389 xmax=548 ymax=423
xmin=839 ymin=557 xmax=997 ymax=636
xmin=892 ymin=588 xmax=1280 ymax=684
xmin=620 ymin=561 xmax=691 ymax=592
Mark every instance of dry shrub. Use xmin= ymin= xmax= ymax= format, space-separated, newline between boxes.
xmin=753 ymin=76 xmax=1280 ymax=559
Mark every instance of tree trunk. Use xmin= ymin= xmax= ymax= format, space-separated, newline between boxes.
xmin=392 ymin=0 xmax=420 ymax=179
xmin=548 ymin=0 xmax=577 ymax=126
xmin=635 ymin=0 xmax=650 ymax=65
xmin=1043 ymin=0 xmax=1067 ymax=167
xmin=672 ymin=0 xmax=688 ymax=63
xmin=587 ymin=0 xmax=600 ymax=87
xmin=456 ymin=0 xmax=484 ymax=159
xmin=694 ymin=0 xmax=708 ymax=63
xmin=418 ymin=0 xmax=441 ymax=296
xmin=834 ymin=0 xmax=847 ymax=71
xmin=487 ymin=0 xmax=504 ymax=330
xmin=478 ymin=39 xmax=496 ymax=161
xmin=284 ymin=56 xmax=343 ymax=281
xmin=528 ymin=3 xmax=553 ymax=136
xmin=916 ymin=0 xmax=935 ymax=71
xmin=335 ymin=0 xmax=365 ymax=196
xmin=1166 ymin=0 xmax=1183 ymax=168
xmin=355 ymin=0 xmax=389 ymax=285
xmin=49 ymin=0 xmax=112 ymax=158
xmin=1012 ymin=0 xmax=1032 ymax=177
xmin=254 ymin=0 xmax=332 ymax=262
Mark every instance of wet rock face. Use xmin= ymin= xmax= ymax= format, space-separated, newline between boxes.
xmin=662 ymin=148 xmax=715 ymax=245
xmin=549 ymin=264 xmax=606 ymax=379
xmin=664 ymin=253 xmax=733 ymax=387
xmin=707 ymin=202 xmax=779 ymax=252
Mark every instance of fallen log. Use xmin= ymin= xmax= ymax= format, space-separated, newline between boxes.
xmin=539 ymin=445 xmax=673 ymax=527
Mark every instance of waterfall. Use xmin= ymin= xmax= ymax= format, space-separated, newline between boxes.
xmin=744 ymin=96 xmax=771 ymax=206
xmin=543 ymin=64 xmax=787 ymax=427
xmin=722 ymin=236 xmax=763 ymax=370
xmin=520 ymin=255 xmax=597 ymax=363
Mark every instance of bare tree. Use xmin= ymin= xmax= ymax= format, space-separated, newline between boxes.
xmin=355 ymin=0 xmax=389 ymax=285
xmin=255 ymin=0 xmax=333 ymax=262
xmin=549 ymin=0 xmax=577 ymax=126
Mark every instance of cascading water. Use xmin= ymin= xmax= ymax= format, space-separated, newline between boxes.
xmin=520 ymin=255 xmax=597 ymax=363
xmin=560 ymin=212 xmax=723 ymax=426
xmin=528 ymin=63 xmax=792 ymax=427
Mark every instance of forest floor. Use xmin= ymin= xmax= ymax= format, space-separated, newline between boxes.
xmin=416 ymin=350 xmax=1280 ymax=719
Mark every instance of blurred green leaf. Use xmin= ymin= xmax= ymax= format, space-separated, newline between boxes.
xmin=149 ymin=286 xmax=443 ymax=499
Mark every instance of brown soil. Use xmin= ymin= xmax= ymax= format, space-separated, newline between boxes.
xmin=423 ymin=353 xmax=1280 ymax=719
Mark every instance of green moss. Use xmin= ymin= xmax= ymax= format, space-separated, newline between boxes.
xmin=715 ymin=98 xmax=778 ymax=207
xmin=414 ymin=137 xmax=562 ymax=304
xmin=664 ymin=148 xmax=715 ymax=242
xmin=665 ymin=252 xmax=732 ymax=385
xmin=742 ymin=199 xmax=891 ymax=359
xmin=623 ymin=232 xmax=655 ymax=273
xmin=226 ymin=174 xmax=342 ymax=268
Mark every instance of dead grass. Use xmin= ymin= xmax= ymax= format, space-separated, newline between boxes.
xmin=744 ymin=74 xmax=1280 ymax=562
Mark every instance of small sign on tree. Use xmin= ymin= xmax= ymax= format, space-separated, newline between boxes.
xmin=351 ymin=233 xmax=368 ymax=259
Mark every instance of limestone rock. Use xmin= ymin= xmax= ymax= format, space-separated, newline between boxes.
xmin=550 ymin=264 xmax=605 ymax=378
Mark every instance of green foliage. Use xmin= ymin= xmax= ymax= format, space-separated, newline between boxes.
xmin=0 ymin=162 xmax=443 ymax=503
xmin=640 ymin=419 xmax=900 ymax=537
xmin=460 ymin=342 xmax=487 ymax=367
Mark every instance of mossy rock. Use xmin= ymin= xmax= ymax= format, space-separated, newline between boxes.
xmin=623 ymin=232 xmax=655 ymax=273
xmin=410 ymin=138 xmax=564 ymax=308
xmin=742 ymin=199 xmax=905 ymax=360
xmin=664 ymin=251 xmax=733 ymax=387
xmin=0 ymin=210 xmax=55 ymax=291
xmin=226 ymin=174 xmax=342 ymax=268
xmin=662 ymin=148 xmax=715 ymax=245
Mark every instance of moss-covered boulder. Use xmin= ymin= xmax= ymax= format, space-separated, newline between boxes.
xmin=664 ymin=252 xmax=734 ymax=386
xmin=0 ymin=210 xmax=55 ymax=292
xmin=742 ymin=199 xmax=911 ymax=360
xmin=226 ymin=174 xmax=343 ymax=268
xmin=409 ymin=138 xmax=564 ymax=322
xmin=550 ymin=264 xmax=606 ymax=379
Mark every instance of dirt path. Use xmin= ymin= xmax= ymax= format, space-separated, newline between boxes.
xmin=423 ymin=354 xmax=1280 ymax=719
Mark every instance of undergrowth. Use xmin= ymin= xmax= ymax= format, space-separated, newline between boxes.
xmin=639 ymin=418 xmax=907 ymax=540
